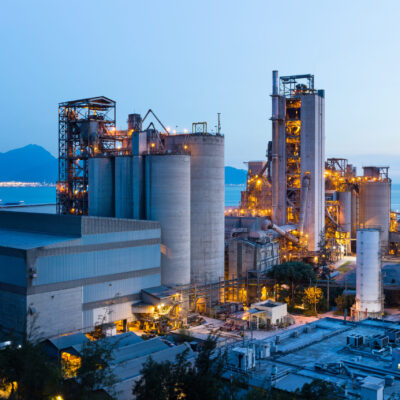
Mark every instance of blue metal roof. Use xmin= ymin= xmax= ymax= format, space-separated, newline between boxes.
xmin=47 ymin=332 xmax=89 ymax=351
xmin=0 ymin=228 xmax=78 ymax=250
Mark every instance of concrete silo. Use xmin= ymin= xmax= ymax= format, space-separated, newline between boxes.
xmin=354 ymin=229 xmax=383 ymax=320
xmin=359 ymin=181 xmax=391 ymax=251
xmin=145 ymin=154 xmax=191 ymax=286
xmin=164 ymin=133 xmax=225 ymax=285
xmin=338 ymin=191 xmax=352 ymax=253
xmin=88 ymin=157 xmax=115 ymax=217
xmin=115 ymin=156 xmax=133 ymax=218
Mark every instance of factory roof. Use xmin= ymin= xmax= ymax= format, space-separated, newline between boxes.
xmin=0 ymin=211 xmax=161 ymax=251
xmin=226 ymin=318 xmax=400 ymax=398
xmin=142 ymin=285 xmax=177 ymax=299
xmin=0 ymin=228 xmax=78 ymax=250
xmin=47 ymin=332 xmax=89 ymax=352
xmin=0 ymin=204 xmax=56 ymax=214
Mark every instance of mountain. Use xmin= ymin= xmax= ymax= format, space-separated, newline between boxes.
xmin=0 ymin=144 xmax=248 ymax=185
xmin=225 ymin=166 xmax=247 ymax=185
xmin=0 ymin=145 xmax=58 ymax=183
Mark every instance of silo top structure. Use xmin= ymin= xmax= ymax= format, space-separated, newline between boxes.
xmin=271 ymin=71 xmax=325 ymax=251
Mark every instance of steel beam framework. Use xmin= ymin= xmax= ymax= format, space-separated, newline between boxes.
xmin=57 ymin=96 xmax=117 ymax=215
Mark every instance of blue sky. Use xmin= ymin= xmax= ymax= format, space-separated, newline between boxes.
xmin=1 ymin=1 xmax=399 ymax=175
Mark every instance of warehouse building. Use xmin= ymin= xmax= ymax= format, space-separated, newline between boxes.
xmin=0 ymin=211 xmax=161 ymax=338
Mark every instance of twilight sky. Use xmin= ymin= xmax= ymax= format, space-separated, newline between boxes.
xmin=1 ymin=1 xmax=399 ymax=174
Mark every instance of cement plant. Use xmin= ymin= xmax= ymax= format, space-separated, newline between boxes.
xmin=1 ymin=72 xmax=400 ymax=399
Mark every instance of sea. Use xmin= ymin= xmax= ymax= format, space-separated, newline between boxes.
xmin=1 ymin=184 xmax=400 ymax=209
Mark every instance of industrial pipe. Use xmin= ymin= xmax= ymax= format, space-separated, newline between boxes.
xmin=263 ymin=219 xmax=299 ymax=244
xmin=298 ymin=173 xmax=311 ymax=234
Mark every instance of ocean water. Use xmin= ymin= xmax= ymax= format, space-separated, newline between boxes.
xmin=1 ymin=184 xmax=400 ymax=209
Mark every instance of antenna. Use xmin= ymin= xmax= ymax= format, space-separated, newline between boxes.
xmin=217 ymin=112 xmax=221 ymax=135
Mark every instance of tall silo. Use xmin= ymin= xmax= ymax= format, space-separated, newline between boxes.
xmin=145 ymin=154 xmax=191 ymax=286
xmin=164 ymin=134 xmax=225 ymax=285
xmin=354 ymin=229 xmax=382 ymax=320
xmin=115 ymin=156 xmax=133 ymax=218
xmin=88 ymin=157 xmax=115 ymax=217
xmin=359 ymin=181 xmax=391 ymax=251
xmin=338 ymin=191 xmax=351 ymax=234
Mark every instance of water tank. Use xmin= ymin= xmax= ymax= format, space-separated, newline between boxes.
xmin=359 ymin=181 xmax=391 ymax=250
xmin=355 ymin=229 xmax=382 ymax=319
xmin=88 ymin=157 xmax=115 ymax=217
xmin=115 ymin=156 xmax=133 ymax=218
xmin=164 ymin=134 xmax=225 ymax=284
xmin=145 ymin=154 xmax=191 ymax=286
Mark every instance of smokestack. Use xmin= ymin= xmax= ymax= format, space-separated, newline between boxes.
xmin=271 ymin=70 xmax=279 ymax=224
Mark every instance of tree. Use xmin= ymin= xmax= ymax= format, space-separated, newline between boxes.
xmin=0 ymin=337 xmax=62 ymax=400
xmin=66 ymin=339 xmax=118 ymax=400
xmin=132 ymin=352 xmax=190 ymax=400
xmin=317 ymin=229 xmax=333 ymax=266
xmin=335 ymin=294 xmax=355 ymax=315
xmin=303 ymin=287 xmax=323 ymax=314
xmin=297 ymin=379 xmax=343 ymax=399
xmin=267 ymin=262 xmax=316 ymax=307
xmin=133 ymin=336 xmax=242 ymax=400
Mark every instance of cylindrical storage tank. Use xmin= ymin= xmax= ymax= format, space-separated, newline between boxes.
xmin=115 ymin=156 xmax=133 ymax=219
xmin=338 ymin=191 xmax=351 ymax=234
xmin=88 ymin=157 xmax=115 ymax=217
xmin=351 ymin=190 xmax=358 ymax=253
xmin=359 ymin=181 xmax=391 ymax=251
xmin=164 ymin=134 xmax=225 ymax=284
xmin=145 ymin=154 xmax=191 ymax=286
xmin=355 ymin=229 xmax=382 ymax=320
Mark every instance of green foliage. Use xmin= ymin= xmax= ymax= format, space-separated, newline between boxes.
xmin=268 ymin=262 xmax=316 ymax=306
xmin=296 ymin=379 xmax=342 ymax=399
xmin=133 ymin=336 xmax=243 ymax=400
xmin=334 ymin=294 xmax=355 ymax=315
xmin=0 ymin=338 xmax=62 ymax=400
xmin=67 ymin=339 xmax=117 ymax=400
xmin=317 ymin=229 xmax=333 ymax=265
xmin=303 ymin=287 xmax=324 ymax=313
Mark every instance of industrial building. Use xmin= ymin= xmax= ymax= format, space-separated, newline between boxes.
xmin=271 ymin=72 xmax=325 ymax=252
xmin=0 ymin=211 xmax=162 ymax=338
xmin=44 ymin=331 xmax=194 ymax=400
xmin=57 ymin=98 xmax=225 ymax=288
xmin=227 ymin=234 xmax=279 ymax=279
xmin=226 ymin=71 xmax=399 ymax=270
xmin=224 ymin=317 xmax=400 ymax=399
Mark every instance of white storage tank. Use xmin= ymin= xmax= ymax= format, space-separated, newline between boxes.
xmin=354 ymin=229 xmax=382 ymax=320
xmin=88 ymin=157 xmax=115 ymax=217
xmin=145 ymin=154 xmax=191 ymax=286
xmin=164 ymin=134 xmax=225 ymax=285
xmin=359 ymin=181 xmax=391 ymax=251
xmin=115 ymin=156 xmax=133 ymax=218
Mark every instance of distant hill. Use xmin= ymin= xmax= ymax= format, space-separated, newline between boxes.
xmin=0 ymin=145 xmax=248 ymax=185
xmin=0 ymin=145 xmax=57 ymax=182
xmin=225 ymin=166 xmax=247 ymax=185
